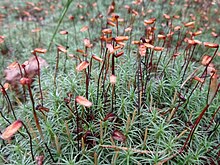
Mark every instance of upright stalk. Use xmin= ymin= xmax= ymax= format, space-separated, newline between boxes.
xmin=24 ymin=78 xmax=55 ymax=162
xmin=181 ymin=83 xmax=220 ymax=152
xmin=96 ymin=48 xmax=108 ymax=105
xmin=181 ymin=44 xmax=196 ymax=83
xmin=74 ymin=100 xmax=80 ymax=160
xmin=33 ymin=53 xmax=44 ymax=106
xmin=22 ymin=122 xmax=34 ymax=161
xmin=54 ymin=49 xmax=60 ymax=88
xmin=0 ymin=83 xmax=17 ymax=120
xmin=137 ymin=53 xmax=141 ymax=115
xmin=111 ymin=54 xmax=115 ymax=112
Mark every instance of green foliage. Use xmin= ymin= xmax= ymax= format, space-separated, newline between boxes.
xmin=0 ymin=0 xmax=219 ymax=164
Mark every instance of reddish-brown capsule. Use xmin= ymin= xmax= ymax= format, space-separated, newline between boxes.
xmin=76 ymin=96 xmax=92 ymax=107
xmin=58 ymin=45 xmax=67 ymax=53
xmin=76 ymin=61 xmax=89 ymax=72
xmin=92 ymin=55 xmax=103 ymax=62
xmin=20 ymin=77 xmax=32 ymax=85
xmin=1 ymin=120 xmax=23 ymax=140
xmin=34 ymin=48 xmax=47 ymax=54
xmin=204 ymin=42 xmax=219 ymax=48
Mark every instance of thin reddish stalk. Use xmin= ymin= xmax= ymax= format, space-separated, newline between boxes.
xmin=26 ymin=83 xmax=55 ymax=162
xmin=54 ymin=49 xmax=60 ymax=88
xmin=74 ymin=99 xmax=80 ymax=161
xmin=0 ymin=83 xmax=17 ymax=120
xmin=21 ymin=121 xmax=34 ymax=161
xmin=206 ymin=106 xmax=220 ymax=131
xmin=180 ymin=83 xmax=220 ymax=152
xmin=96 ymin=48 xmax=108 ymax=105
xmin=17 ymin=63 xmax=27 ymax=101
xmin=181 ymin=45 xmax=196 ymax=83
xmin=155 ymin=40 xmax=166 ymax=77
xmin=33 ymin=54 xmax=44 ymax=106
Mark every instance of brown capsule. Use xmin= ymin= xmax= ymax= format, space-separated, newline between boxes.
xmin=76 ymin=61 xmax=89 ymax=72
xmin=204 ymin=42 xmax=219 ymax=48
xmin=80 ymin=26 xmax=89 ymax=32
xmin=144 ymin=43 xmax=154 ymax=49
xmin=114 ymin=36 xmax=129 ymax=42
xmin=115 ymin=51 xmax=124 ymax=58
xmin=163 ymin=14 xmax=170 ymax=20
xmin=0 ymin=35 xmax=5 ymax=44
xmin=20 ymin=77 xmax=32 ymax=85
xmin=31 ymin=28 xmax=41 ymax=33
xmin=193 ymin=76 xmax=204 ymax=83
xmin=36 ymin=105 xmax=49 ymax=112
xmin=102 ymin=28 xmax=112 ymax=34
xmin=154 ymin=46 xmax=164 ymax=51
xmin=125 ymin=27 xmax=132 ymax=32
xmin=144 ymin=18 xmax=156 ymax=25
xmin=59 ymin=30 xmax=68 ymax=35
xmin=158 ymin=34 xmax=166 ymax=40
xmin=76 ymin=49 xmax=84 ymax=54
xmin=92 ymin=55 xmax=103 ymax=62
xmin=193 ymin=30 xmax=202 ymax=36
xmin=84 ymin=38 xmax=93 ymax=48
xmin=173 ymin=15 xmax=180 ymax=19
xmin=184 ymin=21 xmax=195 ymax=27
xmin=34 ymin=48 xmax=47 ymax=54
xmin=201 ymin=55 xmax=212 ymax=66
xmin=132 ymin=40 xmax=141 ymax=44
xmin=76 ymin=96 xmax=92 ymax=107
xmin=131 ymin=9 xmax=139 ymax=16
xmin=174 ymin=26 xmax=181 ymax=31
xmin=211 ymin=32 xmax=218 ymax=37
xmin=57 ymin=45 xmax=67 ymax=53
xmin=1 ymin=120 xmax=23 ymax=140
xmin=107 ymin=21 xmax=116 ymax=27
